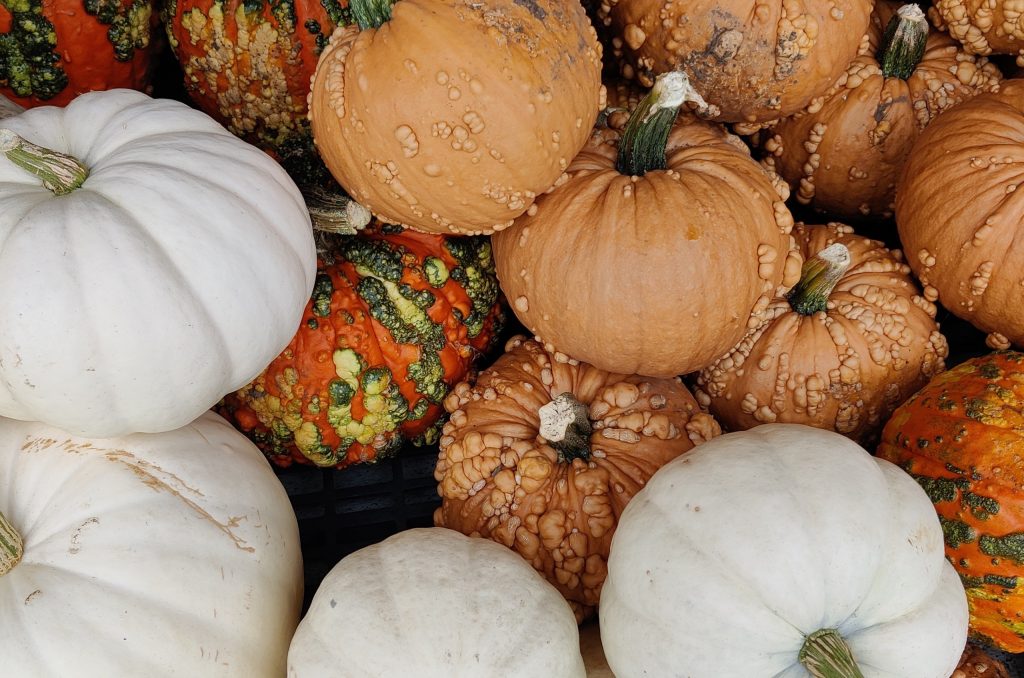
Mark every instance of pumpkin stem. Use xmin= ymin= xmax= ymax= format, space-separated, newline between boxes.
xmin=0 ymin=129 xmax=89 ymax=195
xmin=303 ymin=183 xmax=372 ymax=235
xmin=351 ymin=0 xmax=393 ymax=30
xmin=0 ymin=510 xmax=23 ymax=576
xmin=786 ymin=243 xmax=851 ymax=315
xmin=877 ymin=4 xmax=929 ymax=79
xmin=538 ymin=393 xmax=593 ymax=462
xmin=799 ymin=629 xmax=866 ymax=678
xmin=615 ymin=70 xmax=712 ymax=177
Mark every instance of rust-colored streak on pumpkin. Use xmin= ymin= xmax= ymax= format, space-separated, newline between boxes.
xmin=877 ymin=352 xmax=1024 ymax=652
xmin=930 ymin=0 xmax=1024 ymax=65
xmin=697 ymin=223 xmax=948 ymax=444
xmin=895 ymin=81 xmax=1024 ymax=351
xmin=0 ymin=0 xmax=159 ymax=108
xmin=761 ymin=1 xmax=1001 ymax=220
xmin=492 ymin=113 xmax=802 ymax=378
xmin=598 ymin=0 xmax=873 ymax=122
xmin=308 ymin=0 xmax=604 ymax=235
xmin=433 ymin=336 xmax=721 ymax=620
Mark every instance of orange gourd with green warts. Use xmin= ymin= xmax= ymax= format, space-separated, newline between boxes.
xmin=877 ymin=351 xmax=1024 ymax=652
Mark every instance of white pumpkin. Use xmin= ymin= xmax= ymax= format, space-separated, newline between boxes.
xmin=600 ymin=424 xmax=968 ymax=678
xmin=0 ymin=95 xmax=22 ymax=119
xmin=0 ymin=89 xmax=317 ymax=437
xmin=287 ymin=528 xmax=586 ymax=678
xmin=0 ymin=411 xmax=303 ymax=677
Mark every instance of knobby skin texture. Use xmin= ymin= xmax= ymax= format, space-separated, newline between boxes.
xmin=929 ymin=0 xmax=1024 ymax=65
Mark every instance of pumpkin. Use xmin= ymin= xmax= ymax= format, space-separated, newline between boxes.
xmin=218 ymin=224 xmax=503 ymax=469
xmin=877 ymin=351 xmax=1024 ymax=652
xmin=929 ymin=0 xmax=1024 ymax=65
xmin=758 ymin=2 xmax=1002 ymax=220
xmin=0 ymin=0 xmax=159 ymax=108
xmin=163 ymin=0 xmax=345 ymax=185
xmin=955 ymin=645 xmax=1011 ymax=678
xmin=0 ymin=411 xmax=303 ymax=676
xmin=0 ymin=95 xmax=21 ymax=119
xmin=601 ymin=424 xmax=969 ymax=677
xmin=492 ymin=71 xmax=802 ymax=377
xmin=895 ymin=80 xmax=1024 ymax=351
xmin=0 ymin=89 xmax=317 ymax=438
xmin=695 ymin=222 xmax=948 ymax=445
xmin=433 ymin=335 xmax=721 ymax=620
xmin=287 ymin=527 xmax=585 ymax=677
xmin=307 ymin=0 xmax=604 ymax=235
xmin=596 ymin=0 xmax=873 ymax=122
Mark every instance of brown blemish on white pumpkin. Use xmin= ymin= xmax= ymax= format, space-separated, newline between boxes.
xmin=68 ymin=517 xmax=100 ymax=555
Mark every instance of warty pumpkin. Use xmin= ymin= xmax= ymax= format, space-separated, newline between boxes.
xmin=596 ymin=0 xmax=873 ymax=122
xmin=307 ymin=0 xmax=605 ymax=235
xmin=877 ymin=351 xmax=1024 ymax=652
xmin=895 ymin=80 xmax=1024 ymax=351
xmin=218 ymin=224 xmax=503 ymax=469
xmin=955 ymin=645 xmax=1012 ymax=678
xmin=492 ymin=71 xmax=802 ymax=377
xmin=433 ymin=335 xmax=721 ymax=620
xmin=601 ymin=424 xmax=969 ymax=678
xmin=695 ymin=222 xmax=948 ymax=445
xmin=929 ymin=0 xmax=1024 ymax=65
xmin=0 ymin=411 xmax=303 ymax=677
xmin=759 ymin=2 xmax=1002 ymax=220
xmin=0 ymin=0 xmax=159 ymax=107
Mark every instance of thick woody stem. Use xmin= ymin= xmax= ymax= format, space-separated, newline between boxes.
xmin=538 ymin=393 xmax=593 ymax=462
xmin=878 ymin=4 xmax=929 ymax=79
xmin=304 ymin=184 xmax=373 ymax=235
xmin=799 ymin=629 xmax=866 ymax=678
xmin=0 ymin=129 xmax=89 ymax=195
xmin=787 ymin=243 xmax=852 ymax=315
xmin=0 ymin=511 xmax=23 ymax=576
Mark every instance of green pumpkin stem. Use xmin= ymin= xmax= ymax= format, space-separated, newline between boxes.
xmin=616 ymin=70 xmax=712 ymax=177
xmin=303 ymin=183 xmax=373 ymax=235
xmin=787 ymin=243 xmax=852 ymax=315
xmin=878 ymin=4 xmax=929 ymax=79
xmin=538 ymin=393 xmax=593 ymax=462
xmin=0 ymin=129 xmax=89 ymax=195
xmin=799 ymin=629 xmax=866 ymax=678
xmin=351 ymin=0 xmax=394 ymax=30
xmin=0 ymin=511 xmax=23 ymax=576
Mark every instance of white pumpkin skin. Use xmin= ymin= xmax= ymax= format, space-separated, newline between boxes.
xmin=0 ymin=95 xmax=22 ymax=119
xmin=600 ymin=424 xmax=968 ymax=678
xmin=287 ymin=528 xmax=586 ymax=678
xmin=0 ymin=411 xmax=303 ymax=677
xmin=0 ymin=89 xmax=317 ymax=437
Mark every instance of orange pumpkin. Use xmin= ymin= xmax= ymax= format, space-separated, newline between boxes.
xmin=895 ymin=81 xmax=1024 ymax=351
xmin=955 ymin=645 xmax=1011 ymax=678
xmin=307 ymin=0 xmax=604 ymax=235
xmin=877 ymin=351 xmax=1024 ymax=652
xmin=930 ymin=0 xmax=1024 ymax=65
xmin=696 ymin=223 xmax=948 ymax=444
xmin=433 ymin=336 xmax=721 ymax=620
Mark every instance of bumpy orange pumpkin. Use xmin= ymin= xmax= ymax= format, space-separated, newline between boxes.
xmin=956 ymin=645 xmax=1011 ymax=678
xmin=760 ymin=2 xmax=1001 ymax=220
xmin=929 ymin=0 xmax=1024 ymax=65
xmin=433 ymin=336 xmax=720 ymax=620
xmin=696 ymin=223 xmax=948 ymax=444
xmin=877 ymin=351 xmax=1024 ymax=652
xmin=307 ymin=0 xmax=604 ymax=235
xmin=492 ymin=71 xmax=802 ymax=377
xmin=895 ymin=81 xmax=1024 ymax=351
xmin=596 ymin=0 xmax=873 ymax=122
xmin=218 ymin=225 xmax=503 ymax=469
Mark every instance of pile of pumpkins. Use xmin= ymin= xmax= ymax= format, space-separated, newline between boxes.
xmin=3 ymin=0 xmax=1024 ymax=676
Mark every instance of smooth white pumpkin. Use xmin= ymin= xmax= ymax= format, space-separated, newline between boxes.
xmin=0 ymin=411 xmax=303 ymax=677
xmin=0 ymin=95 xmax=22 ymax=119
xmin=600 ymin=424 xmax=968 ymax=678
xmin=0 ymin=89 xmax=317 ymax=437
xmin=287 ymin=528 xmax=585 ymax=678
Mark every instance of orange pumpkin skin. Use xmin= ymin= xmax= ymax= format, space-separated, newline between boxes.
xmin=491 ymin=114 xmax=803 ymax=378
xmin=0 ymin=0 xmax=159 ymax=107
xmin=434 ymin=336 xmax=721 ymax=619
xmin=877 ymin=351 xmax=1024 ymax=652
xmin=955 ymin=645 xmax=1011 ymax=678
xmin=895 ymin=81 xmax=1024 ymax=352
xmin=696 ymin=223 xmax=948 ymax=444
xmin=930 ymin=0 xmax=1024 ymax=64
xmin=217 ymin=225 xmax=503 ymax=469
xmin=760 ymin=2 xmax=1001 ymax=220
xmin=307 ymin=0 xmax=605 ymax=235
xmin=597 ymin=0 xmax=872 ymax=123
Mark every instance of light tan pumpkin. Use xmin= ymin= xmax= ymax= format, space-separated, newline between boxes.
xmin=695 ymin=223 xmax=948 ymax=445
xmin=307 ymin=0 xmax=604 ymax=235
xmin=433 ymin=336 xmax=721 ymax=620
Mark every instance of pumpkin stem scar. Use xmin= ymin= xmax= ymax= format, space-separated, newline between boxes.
xmin=878 ymin=4 xmax=928 ymax=80
xmin=798 ymin=628 xmax=866 ymax=678
xmin=0 ymin=129 xmax=89 ymax=195
xmin=538 ymin=392 xmax=593 ymax=462
xmin=303 ymin=183 xmax=372 ymax=235
xmin=787 ymin=243 xmax=851 ymax=315
xmin=351 ymin=0 xmax=393 ymax=30
xmin=0 ymin=510 xmax=24 ymax=576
